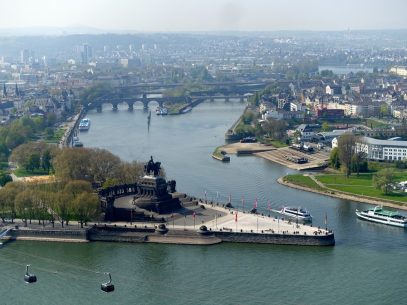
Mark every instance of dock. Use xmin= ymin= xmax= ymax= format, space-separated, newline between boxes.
xmin=256 ymin=147 xmax=330 ymax=170
xmin=1 ymin=199 xmax=334 ymax=247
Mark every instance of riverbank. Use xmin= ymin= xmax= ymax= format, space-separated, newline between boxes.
xmin=218 ymin=142 xmax=275 ymax=154
xmin=278 ymin=176 xmax=407 ymax=211
xmin=1 ymin=198 xmax=335 ymax=246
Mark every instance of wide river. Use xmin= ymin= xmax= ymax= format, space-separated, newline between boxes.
xmin=1 ymin=100 xmax=407 ymax=305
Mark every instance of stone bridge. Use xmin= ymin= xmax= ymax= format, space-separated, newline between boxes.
xmin=87 ymin=94 xmax=189 ymax=112
xmin=85 ymin=81 xmax=264 ymax=112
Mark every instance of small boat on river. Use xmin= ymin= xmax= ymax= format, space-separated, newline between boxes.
xmin=355 ymin=206 xmax=407 ymax=227
xmin=272 ymin=207 xmax=313 ymax=222
xmin=79 ymin=118 xmax=91 ymax=131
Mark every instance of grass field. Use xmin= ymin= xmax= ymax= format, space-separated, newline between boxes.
xmin=14 ymin=167 xmax=50 ymax=177
xmin=284 ymin=174 xmax=325 ymax=191
xmin=365 ymin=118 xmax=389 ymax=129
xmin=314 ymin=172 xmax=407 ymax=203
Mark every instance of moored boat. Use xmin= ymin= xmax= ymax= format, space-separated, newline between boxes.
xmin=79 ymin=118 xmax=91 ymax=131
xmin=272 ymin=207 xmax=313 ymax=222
xmin=155 ymin=107 xmax=168 ymax=115
xmin=355 ymin=206 xmax=407 ymax=227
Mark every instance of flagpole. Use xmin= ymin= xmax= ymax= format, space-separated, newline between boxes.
xmin=257 ymin=214 xmax=259 ymax=233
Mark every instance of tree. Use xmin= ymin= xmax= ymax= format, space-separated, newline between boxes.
xmin=45 ymin=127 xmax=54 ymax=138
xmin=242 ymin=110 xmax=255 ymax=124
xmin=26 ymin=153 xmax=41 ymax=172
xmin=64 ymin=180 xmax=93 ymax=197
xmin=0 ymin=173 xmax=12 ymax=186
xmin=10 ymin=142 xmax=55 ymax=172
xmin=329 ymin=147 xmax=341 ymax=169
xmin=380 ymin=104 xmax=389 ymax=118
xmin=0 ymin=182 xmax=24 ymax=222
xmin=351 ymin=152 xmax=368 ymax=175
xmin=53 ymin=192 xmax=72 ymax=227
xmin=42 ymin=150 xmax=52 ymax=172
xmin=15 ymin=190 xmax=33 ymax=226
xmin=321 ymin=122 xmax=330 ymax=132
xmin=45 ymin=112 xmax=57 ymax=127
xmin=112 ymin=161 xmax=144 ymax=184
xmin=53 ymin=148 xmax=93 ymax=181
xmin=53 ymin=148 xmax=122 ymax=183
xmin=73 ymin=192 xmax=99 ymax=228
xmin=89 ymin=148 xmax=121 ymax=183
xmin=373 ymin=168 xmax=395 ymax=194
xmin=262 ymin=119 xmax=288 ymax=141
xmin=338 ymin=133 xmax=356 ymax=177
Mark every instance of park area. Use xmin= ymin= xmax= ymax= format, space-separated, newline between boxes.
xmin=284 ymin=171 xmax=407 ymax=205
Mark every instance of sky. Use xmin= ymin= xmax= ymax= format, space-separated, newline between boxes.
xmin=1 ymin=0 xmax=406 ymax=32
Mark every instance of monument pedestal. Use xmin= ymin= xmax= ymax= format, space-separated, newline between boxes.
xmin=134 ymin=175 xmax=181 ymax=213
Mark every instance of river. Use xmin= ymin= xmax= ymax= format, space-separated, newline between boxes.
xmin=1 ymin=100 xmax=406 ymax=305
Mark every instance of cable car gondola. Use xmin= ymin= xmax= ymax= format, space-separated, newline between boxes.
xmin=101 ymin=272 xmax=114 ymax=293
xmin=24 ymin=264 xmax=37 ymax=283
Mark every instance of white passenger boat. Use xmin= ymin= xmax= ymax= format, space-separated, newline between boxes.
xmin=156 ymin=107 xmax=168 ymax=115
xmin=272 ymin=207 xmax=312 ymax=222
xmin=79 ymin=118 xmax=91 ymax=131
xmin=355 ymin=206 xmax=407 ymax=228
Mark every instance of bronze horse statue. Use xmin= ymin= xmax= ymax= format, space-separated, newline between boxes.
xmin=144 ymin=156 xmax=161 ymax=177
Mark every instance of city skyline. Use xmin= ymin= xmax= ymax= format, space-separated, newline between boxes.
xmin=1 ymin=0 xmax=406 ymax=34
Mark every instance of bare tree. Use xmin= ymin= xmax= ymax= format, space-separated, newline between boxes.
xmin=73 ymin=192 xmax=100 ymax=228
xmin=373 ymin=168 xmax=395 ymax=194
xmin=338 ymin=133 xmax=356 ymax=177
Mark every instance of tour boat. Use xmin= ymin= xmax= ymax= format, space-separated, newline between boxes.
xmin=79 ymin=118 xmax=91 ymax=131
xmin=272 ymin=207 xmax=312 ymax=222
xmin=155 ymin=107 xmax=168 ymax=115
xmin=355 ymin=206 xmax=407 ymax=228
xmin=160 ymin=107 xmax=168 ymax=115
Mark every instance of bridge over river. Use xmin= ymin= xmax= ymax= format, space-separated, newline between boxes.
xmin=84 ymin=81 xmax=264 ymax=112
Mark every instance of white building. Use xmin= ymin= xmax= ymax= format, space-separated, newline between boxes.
xmin=356 ymin=136 xmax=407 ymax=161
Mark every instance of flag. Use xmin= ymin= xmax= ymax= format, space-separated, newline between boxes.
xmin=235 ymin=211 xmax=238 ymax=222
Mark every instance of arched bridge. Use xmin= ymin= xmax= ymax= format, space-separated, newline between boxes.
xmin=87 ymin=94 xmax=190 ymax=112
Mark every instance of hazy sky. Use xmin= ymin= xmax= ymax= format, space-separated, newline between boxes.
xmin=1 ymin=0 xmax=406 ymax=32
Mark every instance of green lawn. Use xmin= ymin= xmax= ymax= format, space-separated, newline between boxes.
xmin=212 ymin=146 xmax=224 ymax=159
xmin=317 ymin=174 xmax=373 ymax=186
xmin=365 ymin=118 xmax=389 ymax=129
xmin=315 ymin=172 xmax=407 ymax=204
xmin=14 ymin=167 xmax=50 ymax=177
xmin=284 ymin=174 xmax=324 ymax=191
xmin=368 ymin=161 xmax=396 ymax=172
xmin=260 ymin=137 xmax=288 ymax=148
xmin=45 ymin=128 xmax=65 ymax=143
